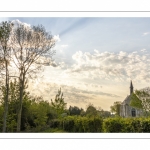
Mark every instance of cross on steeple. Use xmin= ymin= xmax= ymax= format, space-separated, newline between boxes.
xmin=130 ymin=80 xmax=133 ymax=95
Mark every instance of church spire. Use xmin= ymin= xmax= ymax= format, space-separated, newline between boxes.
xmin=130 ymin=80 xmax=133 ymax=95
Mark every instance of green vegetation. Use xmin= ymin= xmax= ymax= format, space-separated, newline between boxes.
xmin=110 ymin=101 xmax=122 ymax=116
xmin=0 ymin=79 xmax=109 ymax=132
xmin=51 ymin=88 xmax=67 ymax=118
xmin=49 ymin=117 xmax=150 ymax=133
xmin=1 ymin=20 xmax=150 ymax=133
xmin=50 ymin=116 xmax=103 ymax=132
xmin=1 ymin=78 xmax=150 ymax=132
xmin=103 ymin=117 xmax=150 ymax=133
xmin=130 ymin=89 xmax=150 ymax=116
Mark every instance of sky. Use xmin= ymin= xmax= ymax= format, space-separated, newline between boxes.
xmin=1 ymin=17 xmax=150 ymax=111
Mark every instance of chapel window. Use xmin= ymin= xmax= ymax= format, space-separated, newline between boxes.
xmin=131 ymin=108 xmax=136 ymax=117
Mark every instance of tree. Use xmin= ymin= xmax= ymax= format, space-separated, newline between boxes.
xmin=110 ymin=101 xmax=122 ymax=116
xmin=0 ymin=78 xmax=31 ymax=132
xmin=0 ymin=21 xmax=13 ymax=132
xmin=68 ymin=106 xmax=83 ymax=116
xmin=51 ymin=88 xmax=67 ymax=117
xmin=130 ymin=89 xmax=150 ymax=116
xmin=10 ymin=23 xmax=55 ymax=132
xmin=98 ymin=109 xmax=111 ymax=118
xmin=85 ymin=103 xmax=98 ymax=117
xmin=24 ymin=96 xmax=58 ymax=132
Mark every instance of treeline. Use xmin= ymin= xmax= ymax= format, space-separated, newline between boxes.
xmin=0 ymin=79 xmax=111 ymax=132
xmin=0 ymin=79 xmax=56 ymax=132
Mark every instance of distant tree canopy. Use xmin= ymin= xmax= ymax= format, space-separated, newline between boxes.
xmin=68 ymin=106 xmax=83 ymax=116
xmin=110 ymin=101 xmax=122 ymax=116
xmin=98 ymin=109 xmax=111 ymax=118
xmin=85 ymin=103 xmax=98 ymax=117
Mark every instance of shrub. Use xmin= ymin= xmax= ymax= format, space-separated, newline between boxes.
xmin=140 ymin=117 xmax=150 ymax=132
xmin=50 ymin=116 xmax=103 ymax=133
xmin=103 ymin=117 xmax=123 ymax=132
xmin=62 ymin=116 xmax=75 ymax=132
xmin=49 ymin=116 xmax=150 ymax=133
xmin=103 ymin=117 xmax=150 ymax=133
xmin=50 ymin=119 xmax=61 ymax=128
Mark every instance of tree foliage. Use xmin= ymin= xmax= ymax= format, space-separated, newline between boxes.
xmin=110 ymin=101 xmax=122 ymax=116
xmin=0 ymin=21 xmax=13 ymax=132
xmin=0 ymin=79 xmax=59 ymax=132
xmin=51 ymin=88 xmax=67 ymax=118
xmin=130 ymin=89 xmax=150 ymax=116
xmin=0 ymin=20 xmax=56 ymax=132
xmin=85 ymin=103 xmax=98 ymax=117
xmin=68 ymin=106 xmax=83 ymax=116
xmin=10 ymin=23 xmax=55 ymax=132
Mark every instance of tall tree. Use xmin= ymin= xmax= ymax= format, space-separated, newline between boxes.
xmin=0 ymin=21 xmax=13 ymax=132
xmin=0 ymin=78 xmax=30 ymax=132
xmin=85 ymin=103 xmax=98 ymax=117
xmin=51 ymin=88 xmax=67 ymax=117
xmin=10 ymin=23 xmax=55 ymax=132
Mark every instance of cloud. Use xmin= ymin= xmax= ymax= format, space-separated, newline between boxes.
xmin=141 ymin=49 xmax=147 ymax=52
xmin=50 ymin=61 xmax=57 ymax=67
xmin=11 ymin=19 xmax=31 ymax=29
xmin=61 ymin=45 xmax=68 ymax=48
xmin=142 ymin=32 xmax=150 ymax=36
xmin=29 ymin=82 xmax=90 ymax=104
xmin=28 ymin=81 xmax=120 ymax=109
xmin=53 ymin=35 xmax=61 ymax=42
xmin=58 ymin=61 xmax=68 ymax=69
xmin=67 ymin=50 xmax=150 ymax=82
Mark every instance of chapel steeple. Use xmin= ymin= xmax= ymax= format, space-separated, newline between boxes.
xmin=130 ymin=80 xmax=133 ymax=95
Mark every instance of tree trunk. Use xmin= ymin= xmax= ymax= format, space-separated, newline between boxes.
xmin=2 ymin=59 xmax=9 ymax=132
xmin=16 ymin=72 xmax=25 ymax=132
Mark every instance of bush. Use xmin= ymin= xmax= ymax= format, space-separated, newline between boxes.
xmin=49 ymin=116 xmax=150 ymax=133
xmin=103 ymin=117 xmax=150 ymax=133
xmin=140 ymin=117 xmax=150 ymax=132
xmin=49 ymin=116 xmax=103 ymax=132
xmin=103 ymin=117 xmax=123 ymax=132
xmin=62 ymin=116 xmax=75 ymax=132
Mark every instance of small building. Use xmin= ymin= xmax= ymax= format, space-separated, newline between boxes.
xmin=120 ymin=81 xmax=143 ymax=117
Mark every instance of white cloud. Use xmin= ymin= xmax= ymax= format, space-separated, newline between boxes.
xmin=94 ymin=49 xmax=99 ymax=54
xmin=141 ymin=49 xmax=147 ymax=52
xmin=11 ymin=19 xmax=31 ymax=29
xmin=53 ymin=35 xmax=61 ymax=42
xmin=142 ymin=32 xmax=150 ymax=36
xmin=58 ymin=61 xmax=68 ymax=69
xmin=61 ymin=45 xmax=68 ymax=48
xmin=68 ymin=50 xmax=150 ymax=82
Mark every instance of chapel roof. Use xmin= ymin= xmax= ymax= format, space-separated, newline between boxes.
xmin=121 ymin=81 xmax=134 ymax=105
xmin=122 ymin=95 xmax=131 ymax=105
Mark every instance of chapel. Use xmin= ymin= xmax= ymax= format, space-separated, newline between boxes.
xmin=120 ymin=81 xmax=143 ymax=117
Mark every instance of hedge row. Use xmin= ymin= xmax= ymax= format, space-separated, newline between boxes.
xmin=50 ymin=116 xmax=150 ymax=133
xmin=103 ymin=117 xmax=150 ymax=133
xmin=50 ymin=116 xmax=103 ymax=132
